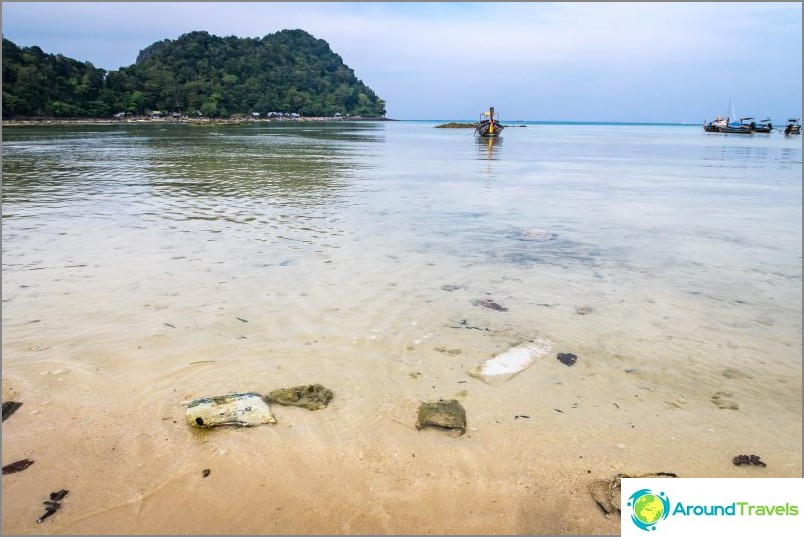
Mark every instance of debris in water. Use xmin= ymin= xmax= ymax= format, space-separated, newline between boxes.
xmin=441 ymin=284 xmax=464 ymax=292
xmin=469 ymin=338 xmax=553 ymax=384
xmin=473 ymin=298 xmax=508 ymax=312
xmin=575 ymin=306 xmax=593 ymax=315
xmin=185 ymin=393 xmax=277 ymax=428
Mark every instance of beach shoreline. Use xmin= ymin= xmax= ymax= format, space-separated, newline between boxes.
xmin=1 ymin=116 xmax=393 ymax=128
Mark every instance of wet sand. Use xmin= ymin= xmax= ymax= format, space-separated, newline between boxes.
xmin=3 ymin=318 xmax=801 ymax=535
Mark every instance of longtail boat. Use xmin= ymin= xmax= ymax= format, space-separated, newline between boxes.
xmin=475 ymin=107 xmax=504 ymax=138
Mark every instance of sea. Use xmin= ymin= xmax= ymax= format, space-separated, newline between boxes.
xmin=1 ymin=120 xmax=801 ymax=533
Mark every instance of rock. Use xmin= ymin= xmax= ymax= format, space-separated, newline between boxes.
xmin=265 ymin=384 xmax=334 ymax=411
xmin=557 ymin=352 xmax=578 ymax=367
xmin=2 ymin=401 xmax=22 ymax=421
xmin=589 ymin=472 xmax=678 ymax=515
xmin=435 ymin=122 xmax=476 ymax=129
xmin=185 ymin=393 xmax=277 ymax=428
xmin=469 ymin=338 xmax=553 ymax=384
xmin=415 ymin=399 xmax=466 ymax=435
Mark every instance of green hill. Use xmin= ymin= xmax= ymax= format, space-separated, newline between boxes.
xmin=2 ymin=29 xmax=386 ymax=118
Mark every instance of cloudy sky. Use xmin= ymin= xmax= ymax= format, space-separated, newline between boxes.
xmin=2 ymin=2 xmax=801 ymax=122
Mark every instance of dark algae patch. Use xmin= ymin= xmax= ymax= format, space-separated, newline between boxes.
xmin=36 ymin=490 xmax=69 ymax=523
xmin=3 ymin=459 xmax=34 ymax=474
xmin=2 ymin=401 xmax=23 ymax=421
xmin=733 ymin=454 xmax=766 ymax=467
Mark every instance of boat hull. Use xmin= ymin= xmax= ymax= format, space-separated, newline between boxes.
xmin=717 ymin=126 xmax=754 ymax=134
xmin=475 ymin=122 xmax=505 ymax=137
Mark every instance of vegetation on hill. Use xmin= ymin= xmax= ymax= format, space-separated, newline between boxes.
xmin=2 ymin=29 xmax=386 ymax=118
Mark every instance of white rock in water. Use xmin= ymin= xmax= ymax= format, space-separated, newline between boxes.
xmin=185 ymin=392 xmax=276 ymax=428
xmin=468 ymin=338 xmax=553 ymax=384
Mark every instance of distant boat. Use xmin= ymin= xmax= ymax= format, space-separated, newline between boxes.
xmin=718 ymin=117 xmax=756 ymax=134
xmin=703 ymin=116 xmax=729 ymax=132
xmin=753 ymin=117 xmax=773 ymax=133
xmin=705 ymin=99 xmax=754 ymax=133
xmin=784 ymin=118 xmax=801 ymax=136
xmin=475 ymin=107 xmax=505 ymax=138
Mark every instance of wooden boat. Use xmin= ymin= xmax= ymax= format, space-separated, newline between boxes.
xmin=475 ymin=107 xmax=504 ymax=137
xmin=784 ymin=118 xmax=801 ymax=136
xmin=718 ymin=117 xmax=755 ymax=134
xmin=703 ymin=116 xmax=728 ymax=132
xmin=753 ymin=118 xmax=773 ymax=133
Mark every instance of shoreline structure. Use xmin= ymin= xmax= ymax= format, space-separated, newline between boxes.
xmin=1 ymin=115 xmax=393 ymax=127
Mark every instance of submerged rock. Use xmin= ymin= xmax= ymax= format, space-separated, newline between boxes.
xmin=711 ymin=391 xmax=739 ymax=410
xmin=185 ymin=393 xmax=277 ymax=428
xmin=415 ymin=399 xmax=466 ymax=435
xmin=265 ymin=384 xmax=334 ymax=410
xmin=557 ymin=352 xmax=578 ymax=367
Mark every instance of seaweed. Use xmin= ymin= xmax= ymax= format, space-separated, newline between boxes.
xmin=2 ymin=459 xmax=34 ymax=474
xmin=2 ymin=401 xmax=23 ymax=421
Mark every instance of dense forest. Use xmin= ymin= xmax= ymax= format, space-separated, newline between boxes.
xmin=2 ymin=29 xmax=386 ymax=118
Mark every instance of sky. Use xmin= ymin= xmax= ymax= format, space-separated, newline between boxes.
xmin=1 ymin=1 xmax=801 ymax=122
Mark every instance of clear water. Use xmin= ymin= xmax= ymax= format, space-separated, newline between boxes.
xmin=2 ymin=119 xmax=801 ymax=401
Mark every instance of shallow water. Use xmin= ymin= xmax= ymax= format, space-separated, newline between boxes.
xmin=2 ymin=121 xmax=801 ymax=534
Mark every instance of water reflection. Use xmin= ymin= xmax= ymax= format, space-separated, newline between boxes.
xmin=140 ymin=123 xmax=384 ymax=203
xmin=1 ymin=123 xmax=386 ymax=215
xmin=475 ymin=135 xmax=502 ymax=160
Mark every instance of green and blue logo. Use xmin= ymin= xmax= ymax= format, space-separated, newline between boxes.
xmin=627 ymin=489 xmax=671 ymax=531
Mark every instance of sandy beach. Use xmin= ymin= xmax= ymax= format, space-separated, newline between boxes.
xmin=3 ymin=334 xmax=801 ymax=535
